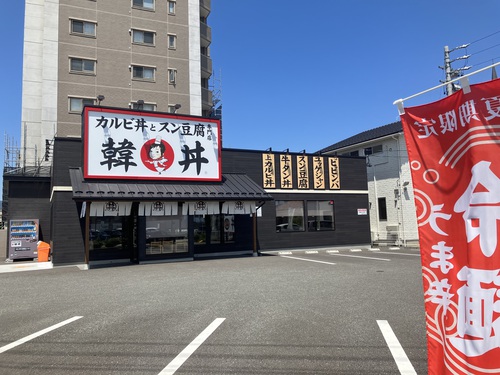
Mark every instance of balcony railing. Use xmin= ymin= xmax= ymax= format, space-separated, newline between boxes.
xmin=200 ymin=0 xmax=211 ymax=10
xmin=200 ymin=0 xmax=211 ymax=16
xmin=202 ymin=88 xmax=213 ymax=107
xmin=200 ymin=22 xmax=211 ymax=43
xmin=201 ymin=54 xmax=212 ymax=75
xmin=3 ymin=166 xmax=52 ymax=178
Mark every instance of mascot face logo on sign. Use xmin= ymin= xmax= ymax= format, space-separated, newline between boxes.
xmin=140 ymin=136 xmax=175 ymax=174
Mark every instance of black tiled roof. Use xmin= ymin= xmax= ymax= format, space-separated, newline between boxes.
xmin=318 ymin=121 xmax=402 ymax=154
xmin=69 ymin=168 xmax=273 ymax=201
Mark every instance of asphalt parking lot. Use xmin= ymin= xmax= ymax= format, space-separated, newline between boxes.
xmin=0 ymin=246 xmax=428 ymax=374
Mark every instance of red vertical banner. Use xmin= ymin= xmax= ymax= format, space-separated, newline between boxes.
xmin=400 ymin=78 xmax=500 ymax=374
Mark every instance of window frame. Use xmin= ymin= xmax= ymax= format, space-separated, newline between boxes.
xmin=275 ymin=200 xmax=305 ymax=233
xmin=130 ymin=102 xmax=157 ymax=111
xmin=364 ymin=144 xmax=383 ymax=156
xmin=168 ymin=34 xmax=177 ymax=50
xmin=132 ymin=65 xmax=156 ymax=82
xmin=70 ymin=19 xmax=96 ymax=37
xmin=168 ymin=0 xmax=176 ymax=14
xmin=132 ymin=0 xmax=155 ymax=11
xmin=69 ymin=97 xmax=96 ymax=113
xmin=341 ymin=150 xmax=359 ymax=157
xmin=306 ymin=200 xmax=335 ymax=231
xmin=132 ymin=29 xmax=156 ymax=46
xmin=69 ymin=57 xmax=96 ymax=75
xmin=378 ymin=197 xmax=388 ymax=221
xmin=168 ymin=68 xmax=177 ymax=84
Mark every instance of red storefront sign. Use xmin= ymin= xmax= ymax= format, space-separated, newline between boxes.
xmin=401 ymin=78 xmax=500 ymax=374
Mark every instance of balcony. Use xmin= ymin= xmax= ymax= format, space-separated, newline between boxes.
xmin=202 ymin=87 xmax=213 ymax=108
xmin=200 ymin=22 xmax=211 ymax=46
xmin=201 ymin=54 xmax=212 ymax=77
xmin=3 ymin=166 xmax=52 ymax=178
xmin=200 ymin=0 xmax=211 ymax=18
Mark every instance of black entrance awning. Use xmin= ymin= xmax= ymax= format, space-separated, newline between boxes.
xmin=69 ymin=168 xmax=273 ymax=202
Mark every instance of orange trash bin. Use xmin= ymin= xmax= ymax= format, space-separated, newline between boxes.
xmin=37 ymin=241 xmax=51 ymax=262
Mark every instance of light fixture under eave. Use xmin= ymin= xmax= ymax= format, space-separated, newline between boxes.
xmin=174 ymin=104 xmax=181 ymax=113
xmin=97 ymin=95 xmax=105 ymax=105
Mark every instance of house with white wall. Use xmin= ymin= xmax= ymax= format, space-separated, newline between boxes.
xmin=319 ymin=121 xmax=419 ymax=246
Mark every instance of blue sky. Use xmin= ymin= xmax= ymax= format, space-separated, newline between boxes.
xmin=2 ymin=0 xmax=500 ymax=168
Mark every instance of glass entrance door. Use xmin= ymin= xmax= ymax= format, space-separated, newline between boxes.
xmin=145 ymin=215 xmax=188 ymax=255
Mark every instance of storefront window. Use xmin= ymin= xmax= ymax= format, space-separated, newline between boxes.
xmin=89 ymin=216 xmax=134 ymax=260
xmin=145 ymin=215 xmax=188 ymax=254
xmin=307 ymin=200 xmax=335 ymax=231
xmin=275 ymin=200 xmax=304 ymax=232
xmin=194 ymin=215 xmax=235 ymax=245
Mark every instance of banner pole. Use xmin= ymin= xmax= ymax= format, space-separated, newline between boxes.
xmin=393 ymin=61 xmax=500 ymax=114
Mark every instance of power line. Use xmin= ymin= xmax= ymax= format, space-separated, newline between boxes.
xmin=470 ymin=42 xmax=500 ymax=56
xmin=467 ymin=55 xmax=500 ymax=70
xmin=469 ymin=30 xmax=500 ymax=45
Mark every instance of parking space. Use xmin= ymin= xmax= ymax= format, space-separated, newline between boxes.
xmin=0 ymin=247 xmax=427 ymax=374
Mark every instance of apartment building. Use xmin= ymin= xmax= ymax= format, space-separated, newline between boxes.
xmin=21 ymin=0 xmax=213 ymax=166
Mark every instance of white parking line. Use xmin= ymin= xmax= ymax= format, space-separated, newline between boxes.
xmin=0 ymin=316 xmax=83 ymax=354
xmin=378 ymin=251 xmax=420 ymax=257
xmin=377 ymin=320 xmax=417 ymax=375
xmin=328 ymin=253 xmax=391 ymax=262
xmin=159 ymin=318 xmax=225 ymax=375
xmin=279 ymin=255 xmax=337 ymax=265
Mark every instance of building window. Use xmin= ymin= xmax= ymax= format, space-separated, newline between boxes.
xmin=307 ymin=200 xmax=335 ymax=231
xmin=193 ymin=215 xmax=235 ymax=245
xmin=132 ymin=29 xmax=155 ymax=46
xmin=132 ymin=65 xmax=155 ymax=81
xmin=70 ymin=19 xmax=96 ymax=37
xmin=342 ymin=150 xmax=359 ymax=157
xmin=364 ymin=144 xmax=383 ymax=156
xmin=167 ymin=105 xmax=179 ymax=113
xmin=133 ymin=0 xmax=154 ymax=10
xmin=69 ymin=97 xmax=95 ymax=113
xmin=276 ymin=200 xmax=304 ymax=232
xmin=168 ymin=34 xmax=177 ymax=49
xmin=168 ymin=0 xmax=176 ymax=14
xmin=131 ymin=102 xmax=156 ymax=111
xmin=168 ymin=68 xmax=177 ymax=84
xmin=90 ymin=216 xmax=133 ymax=258
xmin=69 ymin=58 xmax=96 ymax=74
xmin=378 ymin=197 xmax=387 ymax=221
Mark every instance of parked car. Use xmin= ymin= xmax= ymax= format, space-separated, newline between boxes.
xmin=276 ymin=223 xmax=302 ymax=232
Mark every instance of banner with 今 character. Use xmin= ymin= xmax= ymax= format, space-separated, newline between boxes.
xmin=83 ymin=107 xmax=221 ymax=181
xmin=400 ymin=78 xmax=500 ymax=374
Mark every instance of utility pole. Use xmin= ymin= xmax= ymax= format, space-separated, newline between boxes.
xmin=440 ymin=44 xmax=471 ymax=96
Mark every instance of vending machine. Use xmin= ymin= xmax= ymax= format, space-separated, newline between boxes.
xmin=8 ymin=219 xmax=39 ymax=260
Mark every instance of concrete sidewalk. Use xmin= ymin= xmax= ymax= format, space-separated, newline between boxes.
xmin=0 ymin=245 xmax=420 ymax=273
xmin=0 ymin=259 xmax=54 ymax=273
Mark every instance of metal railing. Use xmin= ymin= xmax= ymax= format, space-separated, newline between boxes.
xmin=3 ymin=166 xmax=52 ymax=177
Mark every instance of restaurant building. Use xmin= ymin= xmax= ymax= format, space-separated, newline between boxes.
xmin=5 ymin=106 xmax=371 ymax=266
